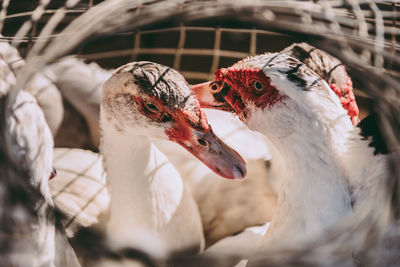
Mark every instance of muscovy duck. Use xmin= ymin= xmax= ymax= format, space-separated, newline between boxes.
xmin=192 ymin=53 xmax=389 ymax=250
xmin=99 ymin=61 xmax=246 ymax=255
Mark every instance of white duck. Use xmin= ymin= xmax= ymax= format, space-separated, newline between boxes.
xmin=192 ymin=52 xmax=389 ymax=251
xmin=0 ymin=57 xmax=80 ymax=266
xmin=171 ymin=43 xmax=366 ymax=247
xmin=195 ymin=43 xmax=366 ymax=249
xmin=99 ymin=61 xmax=247 ymax=255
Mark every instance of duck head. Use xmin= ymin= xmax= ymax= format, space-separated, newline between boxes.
xmin=101 ymin=61 xmax=246 ymax=180
xmin=191 ymin=53 xmax=355 ymax=137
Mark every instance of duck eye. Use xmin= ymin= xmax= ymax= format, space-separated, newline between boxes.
xmin=209 ymin=81 xmax=223 ymax=93
xmin=251 ymin=80 xmax=265 ymax=93
xmin=197 ymin=138 xmax=209 ymax=147
xmin=144 ymin=101 xmax=160 ymax=113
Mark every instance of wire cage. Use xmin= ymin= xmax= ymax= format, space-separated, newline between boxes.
xmin=1 ymin=0 xmax=400 ymax=266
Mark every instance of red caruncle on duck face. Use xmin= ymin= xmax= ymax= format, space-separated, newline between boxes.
xmin=212 ymin=67 xmax=285 ymax=120
xmin=131 ymin=92 xmax=210 ymax=140
xmin=130 ymin=87 xmax=246 ymax=180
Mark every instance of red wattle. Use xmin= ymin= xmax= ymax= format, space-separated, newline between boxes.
xmin=329 ymin=75 xmax=359 ymax=125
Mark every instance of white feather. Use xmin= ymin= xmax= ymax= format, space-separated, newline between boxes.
xmin=1 ymin=57 xmax=80 ymax=266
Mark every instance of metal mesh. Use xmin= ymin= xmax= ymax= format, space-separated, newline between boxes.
xmin=2 ymin=1 xmax=399 ymax=76
xmin=1 ymin=0 xmax=400 ymax=266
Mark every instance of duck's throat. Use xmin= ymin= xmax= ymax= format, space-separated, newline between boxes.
xmin=100 ymin=120 xmax=184 ymax=237
xmin=265 ymin=131 xmax=352 ymax=242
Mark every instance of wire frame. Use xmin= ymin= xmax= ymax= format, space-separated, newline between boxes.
xmin=1 ymin=0 xmax=400 ymax=265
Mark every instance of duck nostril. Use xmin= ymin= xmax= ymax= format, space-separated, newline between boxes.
xmin=235 ymin=165 xmax=245 ymax=177
xmin=197 ymin=138 xmax=208 ymax=147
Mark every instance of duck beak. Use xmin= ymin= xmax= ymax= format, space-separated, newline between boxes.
xmin=191 ymin=82 xmax=233 ymax=111
xmin=166 ymin=109 xmax=247 ymax=180
xmin=184 ymin=128 xmax=247 ymax=180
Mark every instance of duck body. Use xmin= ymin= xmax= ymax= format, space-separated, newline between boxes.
xmin=49 ymin=148 xmax=109 ymax=237
xmin=0 ymin=58 xmax=80 ymax=266
xmin=339 ymin=125 xmax=389 ymax=211
xmin=193 ymin=158 xmax=276 ymax=247
xmin=0 ymin=41 xmax=64 ymax=135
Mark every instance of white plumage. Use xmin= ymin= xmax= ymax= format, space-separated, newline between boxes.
xmin=191 ymin=52 xmax=390 ymax=262
xmin=100 ymin=109 xmax=204 ymax=254
xmin=3 ymin=34 xmax=390 ymax=265
xmin=0 ymin=40 xmax=64 ymax=135
xmin=0 ymin=55 xmax=80 ymax=267
xmin=44 ymin=56 xmax=277 ymax=248
xmin=44 ymin=57 xmax=110 ymax=147
xmin=49 ymin=148 xmax=109 ymax=237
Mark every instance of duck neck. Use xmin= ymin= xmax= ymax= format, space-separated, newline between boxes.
xmin=251 ymin=112 xmax=353 ymax=241
xmin=100 ymin=115 xmax=184 ymax=237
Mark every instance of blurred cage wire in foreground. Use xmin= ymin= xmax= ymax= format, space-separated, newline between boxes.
xmin=0 ymin=0 xmax=400 ymax=266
